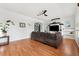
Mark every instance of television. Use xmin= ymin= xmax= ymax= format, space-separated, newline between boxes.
xmin=49 ymin=25 xmax=59 ymax=31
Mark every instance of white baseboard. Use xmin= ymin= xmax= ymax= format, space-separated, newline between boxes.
xmin=10 ymin=37 xmax=31 ymax=42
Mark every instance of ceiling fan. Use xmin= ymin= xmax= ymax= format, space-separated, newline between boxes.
xmin=37 ymin=10 xmax=48 ymax=16
xmin=51 ymin=18 xmax=60 ymax=21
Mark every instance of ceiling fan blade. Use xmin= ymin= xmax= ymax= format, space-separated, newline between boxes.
xmin=44 ymin=14 xmax=48 ymax=16
xmin=43 ymin=10 xmax=47 ymax=14
xmin=37 ymin=10 xmax=47 ymax=16
xmin=51 ymin=18 xmax=60 ymax=21
xmin=37 ymin=10 xmax=44 ymax=16
xmin=37 ymin=12 xmax=43 ymax=16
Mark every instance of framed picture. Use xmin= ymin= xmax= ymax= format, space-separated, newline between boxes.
xmin=19 ymin=22 xmax=26 ymax=28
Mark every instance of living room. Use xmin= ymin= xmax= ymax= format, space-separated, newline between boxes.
xmin=0 ymin=3 xmax=79 ymax=56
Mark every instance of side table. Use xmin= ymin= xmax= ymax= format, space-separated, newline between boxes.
xmin=0 ymin=36 xmax=9 ymax=46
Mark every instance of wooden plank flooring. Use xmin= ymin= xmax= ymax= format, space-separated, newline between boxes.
xmin=0 ymin=38 xmax=79 ymax=56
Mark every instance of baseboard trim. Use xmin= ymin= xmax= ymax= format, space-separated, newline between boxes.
xmin=10 ymin=37 xmax=31 ymax=42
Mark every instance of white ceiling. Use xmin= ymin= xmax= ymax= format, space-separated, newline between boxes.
xmin=0 ymin=3 xmax=77 ymax=21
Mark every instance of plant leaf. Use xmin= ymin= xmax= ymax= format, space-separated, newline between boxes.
xmin=6 ymin=24 xmax=10 ymax=26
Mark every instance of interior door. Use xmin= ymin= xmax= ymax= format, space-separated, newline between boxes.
xmin=34 ymin=23 xmax=40 ymax=32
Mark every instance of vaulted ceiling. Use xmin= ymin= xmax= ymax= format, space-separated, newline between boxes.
xmin=0 ymin=3 xmax=77 ymax=21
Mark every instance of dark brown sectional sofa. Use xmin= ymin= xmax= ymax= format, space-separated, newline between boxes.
xmin=31 ymin=32 xmax=63 ymax=48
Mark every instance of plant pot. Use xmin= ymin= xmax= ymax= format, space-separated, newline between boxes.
xmin=2 ymin=32 xmax=7 ymax=36
xmin=0 ymin=31 xmax=7 ymax=37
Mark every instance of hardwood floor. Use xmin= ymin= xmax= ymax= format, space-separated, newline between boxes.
xmin=0 ymin=38 xmax=79 ymax=56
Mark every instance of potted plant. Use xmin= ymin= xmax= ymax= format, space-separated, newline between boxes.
xmin=0 ymin=20 xmax=14 ymax=36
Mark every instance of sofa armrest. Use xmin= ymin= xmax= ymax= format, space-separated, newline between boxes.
xmin=55 ymin=32 xmax=63 ymax=47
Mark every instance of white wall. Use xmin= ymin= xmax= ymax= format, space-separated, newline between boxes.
xmin=0 ymin=3 xmax=77 ymax=21
xmin=0 ymin=8 xmax=44 ymax=41
xmin=0 ymin=3 xmax=77 ymax=41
